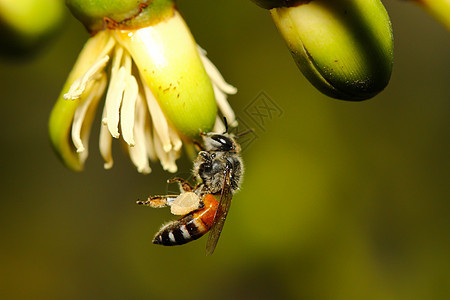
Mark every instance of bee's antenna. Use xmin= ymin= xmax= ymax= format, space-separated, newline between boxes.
xmin=235 ymin=128 xmax=253 ymax=138
xmin=223 ymin=117 xmax=229 ymax=134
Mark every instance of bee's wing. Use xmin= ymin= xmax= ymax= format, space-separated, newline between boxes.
xmin=206 ymin=164 xmax=233 ymax=256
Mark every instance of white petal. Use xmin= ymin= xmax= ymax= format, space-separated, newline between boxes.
xmin=143 ymin=112 xmax=157 ymax=161
xmin=64 ymin=36 xmax=115 ymax=100
xmin=213 ymin=84 xmax=238 ymax=127
xmin=128 ymin=95 xmax=151 ymax=174
xmin=168 ymin=126 xmax=182 ymax=151
xmin=99 ymin=107 xmax=113 ymax=169
xmin=197 ymin=44 xmax=207 ymax=56
xmin=120 ymin=74 xmax=139 ymax=146
xmin=72 ymin=83 xmax=96 ymax=153
xmin=64 ymin=55 xmax=110 ymax=100
xmin=166 ymin=150 xmax=179 ymax=173
xmin=153 ymin=131 xmax=170 ymax=171
xmin=111 ymin=46 xmax=124 ymax=73
xmin=123 ymin=50 xmax=132 ymax=72
xmin=142 ymin=82 xmax=172 ymax=152
xmin=97 ymin=35 xmax=116 ymax=60
xmin=78 ymin=74 xmax=107 ymax=164
xmin=104 ymin=48 xmax=127 ymax=138
xmin=72 ymin=73 xmax=107 ymax=153
xmin=197 ymin=45 xmax=237 ymax=95
xmin=106 ymin=66 xmax=127 ymax=138
xmin=153 ymin=130 xmax=179 ymax=173
xmin=213 ymin=115 xmax=226 ymax=133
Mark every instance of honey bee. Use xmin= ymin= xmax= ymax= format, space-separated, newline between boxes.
xmin=138 ymin=124 xmax=247 ymax=255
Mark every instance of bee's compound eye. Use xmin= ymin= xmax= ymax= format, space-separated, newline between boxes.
xmin=211 ymin=135 xmax=233 ymax=151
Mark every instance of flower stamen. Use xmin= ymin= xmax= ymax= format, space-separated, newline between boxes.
xmin=213 ymin=116 xmax=227 ymax=133
xmin=120 ymin=74 xmax=139 ymax=146
xmin=143 ymin=115 xmax=157 ymax=162
xmin=99 ymin=106 xmax=114 ymax=169
xmin=212 ymin=84 xmax=237 ymax=127
xmin=72 ymin=73 xmax=107 ymax=154
xmin=142 ymin=83 xmax=172 ymax=153
xmin=198 ymin=45 xmax=238 ymax=127
xmin=197 ymin=46 xmax=238 ymax=95
xmin=129 ymin=95 xmax=151 ymax=173
xmin=104 ymin=47 xmax=127 ymax=138
xmin=64 ymin=34 xmax=115 ymax=100
xmin=168 ymin=126 xmax=182 ymax=152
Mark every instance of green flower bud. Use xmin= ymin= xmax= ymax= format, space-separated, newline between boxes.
xmin=408 ymin=0 xmax=450 ymax=31
xmin=0 ymin=0 xmax=64 ymax=55
xmin=271 ymin=0 xmax=394 ymax=101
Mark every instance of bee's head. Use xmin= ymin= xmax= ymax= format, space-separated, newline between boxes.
xmin=202 ymin=133 xmax=240 ymax=152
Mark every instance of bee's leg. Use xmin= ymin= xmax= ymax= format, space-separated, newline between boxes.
xmin=193 ymin=132 xmax=206 ymax=151
xmin=137 ymin=195 xmax=178 ymax=208
xmin=168 ymin=177 xmax=193 ymax=192
xmin=193 ymin=140 xmax=205 ymax=151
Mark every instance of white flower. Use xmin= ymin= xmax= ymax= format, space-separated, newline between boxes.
xmin=50 ymin=11 xmax=236 ymax=174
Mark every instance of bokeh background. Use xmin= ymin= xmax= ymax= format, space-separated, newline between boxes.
xmin=1 ymin=1 xmax=449 ymax=299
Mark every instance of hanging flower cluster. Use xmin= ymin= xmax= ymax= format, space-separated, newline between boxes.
xmin=49 ymin=0 xmax=236 ymax=173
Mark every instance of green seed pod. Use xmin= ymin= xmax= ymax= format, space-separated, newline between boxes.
xmin=271 ymin=0 xmax=394 ymax=101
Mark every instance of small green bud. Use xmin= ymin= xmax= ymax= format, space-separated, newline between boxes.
xmin=271 ymin=0 xmax=394 ymax=101
xmin=409 ymin=0 xmax=450 ymax=31
xmin=0 ymin=0 xmax=64 ymax=55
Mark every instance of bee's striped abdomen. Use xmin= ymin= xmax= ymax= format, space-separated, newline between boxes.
xmin=153 ymin=194 xmax=218 ymax=246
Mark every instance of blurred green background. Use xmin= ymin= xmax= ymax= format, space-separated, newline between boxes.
xmin=0 ymin=1 xmax=449 ymax=299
